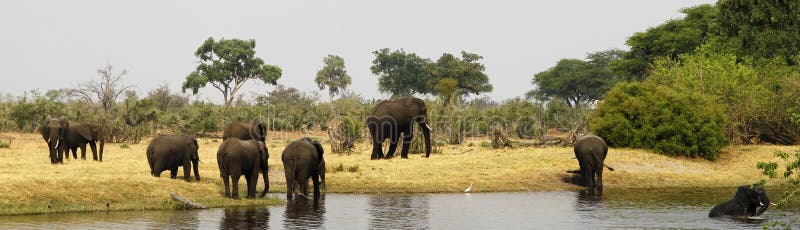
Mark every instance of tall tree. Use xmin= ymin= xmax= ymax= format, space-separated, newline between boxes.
xmin=182 ymin=37 xmax=282 ymax=113
xmin=71 ymin=63 xmax=134 ymax=114
xmin=427 ymin=51 xmax=493 ymax=109
xmin=529 ymin=49 xmax=623 ymax=108
xmin=718 ymin=0 xmax=800 ymax=64
xmin=315 ymin=55 xmax=352 ymax=100
xmin=370 ymin=48 xmax=432 ymax=97
xmin=611 ymin=4 xmax=719 ymax=81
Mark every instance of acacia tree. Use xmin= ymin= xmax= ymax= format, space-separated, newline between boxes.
xmin=315 ymin=54 xmax=352 ymax=100
xmin=427 ymin=51 xmax=493 ymax=109
xmin=718 ymin=0 xmax=800 ymax=64
xmin=528 ymin=49 xmax=623 ymax=108
xmin=370 ymin=48 xmax=432 ymax=97
xmin=182 ymin=37 xmax=282 ymax=113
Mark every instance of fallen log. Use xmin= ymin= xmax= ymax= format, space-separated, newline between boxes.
xmin=170 ymin=191 xmax=208 ymax=209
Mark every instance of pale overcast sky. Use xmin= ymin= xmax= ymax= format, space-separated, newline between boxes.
xmin=0 ymin=0 xmax=716 ymax=103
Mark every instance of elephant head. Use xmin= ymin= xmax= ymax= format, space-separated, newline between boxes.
xmin=250 ymin=120 xmax=267 ymax=143
xmin=257 ymin=141 xmax=270 ymax=197
xmin=310 ymin=139 xmax=326 ymax=189
xmin=409 ymin=98 xmax=433 ymax=158
xmin=745 ymin=185 xmax=770 ymax=216
xmin=188 ymin=137 xmax=200 ymax=181
xmin=40 ymin=116 xmax=68 ymax=163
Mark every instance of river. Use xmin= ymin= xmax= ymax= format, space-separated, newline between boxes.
xmin=2 ymin=187 xmax=797 ymax=229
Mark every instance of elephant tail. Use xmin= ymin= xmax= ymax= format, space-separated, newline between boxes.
xmin=603 ymin=163 xmax=615 ymax=171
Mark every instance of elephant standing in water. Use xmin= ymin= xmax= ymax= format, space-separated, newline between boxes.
xmin=223 ymin=121 xmax=267 ymax=142
xmin=217 ymin=138 xmax=269 ymax=199
xmin=146 ymin=135 xmax=200 ymax=181
xmin=571 ymin=134 xmax=613 ymax=189
xmin=366 ymin=97 xmax=432 ymax=159
xmin=709 ymin=185 xmax=772 ymax=218
xmin=282 ymin=138 xmax=325 ymax=200
xmin=40 ymin=116 xmax=105 ymax=163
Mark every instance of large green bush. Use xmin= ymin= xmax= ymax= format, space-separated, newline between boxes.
xmin=590 ymin=82 xmax=728 ymax=160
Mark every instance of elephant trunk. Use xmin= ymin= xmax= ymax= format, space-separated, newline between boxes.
xmin=756 ymin=198 xmax=770 ymax=216
xmin=422 ymin=123 xmax=432 ymax=158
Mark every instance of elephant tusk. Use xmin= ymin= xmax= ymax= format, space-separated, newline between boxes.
xmin=425 ymin=124 xmax=433 ymax=131
xmin=760 ymin=202 xmax=764 ymax=206
xmin=770 ymin=202 xmax=777 ymax=206
xmin=55 ymin=140 xmax=60 ymax=149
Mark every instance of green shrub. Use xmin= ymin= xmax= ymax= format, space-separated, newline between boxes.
xmin=120 ymin=143 xmax=129 ymax=149
xmin=590 ymin=82 xmax=728 ymax=160
xmin=329 ymin=116 xmax=363 ymax=153
xmin=347 ymin=165 xmax=359 ymax=173
xmin=0 ymin=140 xmax=10 ymax=148
xmin=334 ymin=163 xmax=345 ymax=173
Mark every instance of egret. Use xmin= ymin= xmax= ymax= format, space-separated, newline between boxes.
xmin=464 ymin=182 xmax=474 ymax=193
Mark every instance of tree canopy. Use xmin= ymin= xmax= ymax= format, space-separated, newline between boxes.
xmin=182 ymin=37 xmax=282 ymax=112
xmin=718 ymin=0 xmax=800 ymax=64
xmin=370 ymin=48 xmax=432 ymax=97
xmin=315 ymin=54 xmax=352 ymax=99
xmin=528 ymin=49 xmax=623 ymax=108
xmin=427 ymin=51 xmax=493 ymax=108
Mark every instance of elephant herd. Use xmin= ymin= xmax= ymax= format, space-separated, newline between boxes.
xmin=40 ymin=97 xmax=773 ymax=218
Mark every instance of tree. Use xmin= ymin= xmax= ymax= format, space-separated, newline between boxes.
xmin=610 ymin=4 xmax=719 ymax=80
xmin=71 ymin=63 xmax=134 ymax=114
xmin=147 ymin=83 xmax=188 ymax=112
xmin=182 ymin=37 xmax=282 ymax=113
xmin=315 ymin=55 xmax=352 ymax=100
xmin=718 ymin=0 xmax=800 ymax=64
xmin=370 ymin=48 xmax=432 ymax=97
xmin=528 ymin=49 xmax=622 ymax=108
xmin=427 ymin=51 xmax=493 ymax=109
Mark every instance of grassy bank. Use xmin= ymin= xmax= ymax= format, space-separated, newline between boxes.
xmin=0 ymin=132 xmax=796 ymax=215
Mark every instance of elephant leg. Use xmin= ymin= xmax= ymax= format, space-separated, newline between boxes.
xmin=285 ymin=169 xmax=295 ymax=200
xmin=246 ymin=172 xmax=257 ymax=199
xmin=300 ymin=177 xmax=309 ymax=197
xmin=183 ymin=164 xmax=191 ymax=182
xmin=371 ymin=140 xmax=385 ymax=160
xmin=170 ymin=166 xmax=179 ymax=179
xmin=231 ymin=173 xmax=241 ymax=199
xmin=385 ymin=134 xmax=400 ymax=159
xmin=88 ymin=142 xmax=98 ymax=161
xmin=79 ymin=145 xmax=86 ymax=160
xmin=222 ymin=174 xmax=231 ymax=197
xmin=596 ymin=167 xmax=604 ymax=188
xmin=400 ymin=132 xmax=413 ymax=159
xmin=312 ymin=174 xmax=321 ymax=200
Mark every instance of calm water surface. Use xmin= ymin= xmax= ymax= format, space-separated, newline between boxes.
xmin=2 ymin=188 xmax=798 ymax=229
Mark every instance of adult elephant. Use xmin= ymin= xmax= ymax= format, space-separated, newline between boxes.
xmin=223 ymin=120 xmax=267 ymax=142
xmin=40 ymin=116 xmax=68 ymax=164
xmin=366 ymin=97 xmax=432 ymax=159
xmin=709 ymin=185 xmax=772 ymax=218
xmin=282 ymin=138 xmax=325 ymax=200
xmin=146 ymin=135 xmax=200 ymax=181
xmin=61 ymin=121 xmax=105 ymax=161
xmin=572 ymin=134 xmax=614 ymax=189
xmin=217 ymin=137 xmax=269 ymax=199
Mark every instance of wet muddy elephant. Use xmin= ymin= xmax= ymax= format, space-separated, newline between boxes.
xmin=572 ymin=134 xmax=613 ymax=189
xmin=709 ymin=185 xmax=771 ymax=218
xmin=366 ymin=97 xmax=432 ymax=159
xmin=40 ymin=116 xmax=105 ymax=163
xmin=217 ymin=138 xmax=269 ymax=199
xmin=146 ymin=135 xmax=200 ymax=181
xmin=282 ymin=138 xmax=325 ymax=200
xmin=223 ymin=121 xmax=267 ymax=142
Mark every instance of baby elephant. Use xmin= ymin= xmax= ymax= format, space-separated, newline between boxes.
xmin=709 ymin=185 xmax=772 ymax=218
xmin=217 ymin=138 xmax=269 ymax=199
xmin=282 ymin=138 xmax=325 ymax=200
xmin=146 ymin=135 xmax=200 ymax=181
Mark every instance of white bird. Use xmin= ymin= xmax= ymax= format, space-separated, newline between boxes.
xmin=464 ymin=182 xmax=474 ymax=193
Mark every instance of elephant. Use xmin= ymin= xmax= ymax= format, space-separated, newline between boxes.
xmin=366 ymin=97 xmax=432 ymax=159
xmin=709 ymin=185 xmax=772 ymax=218
xmin=217 ymin=137 xmax=269 ymax=199
xmin=60 ymin=121 xmax=105 ymax=161
xmin=282 ymin=137 xmax=325 ymax=200
xmin=146 ymin=135 xmax=200 ymax=181
xmin=572 ymin=134 xmax=614 ymax=189
xmin=39 ymin=116 xmax=105 ymax=163
xmin=223 ymin=120 xmax=267 ymax=142
xmin=40 ymin=116 xmax=68 ymax=164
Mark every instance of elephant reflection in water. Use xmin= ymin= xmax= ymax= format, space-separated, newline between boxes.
xmin=283 ymin=198 xmax=325 ymax=229
xmin=220 ymin=207 xmax=270 ymax=229
xmin=368 ymin=195 xmax=430 ymax=229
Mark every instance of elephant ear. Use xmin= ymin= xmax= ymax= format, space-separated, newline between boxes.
xmin=60 ymin=117 xmax=69 ymax=129
xmin=189 ymin=138 xmax=199 ymax=160
xmin=76 ymin=125 xmax=95 ymax=141
xmin=259 ymin=141 xmax=269 ymax=166
xmin=312 ymin=141 xmax=324 ymax=159
xmin=257 ymin=122 xmax=267 ymax=141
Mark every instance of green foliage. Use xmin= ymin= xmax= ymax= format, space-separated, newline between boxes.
xmin=718 ymin=0 xmax=800 ymax=65
xmin=256 ymin=85 xmax=319 ymax=131
xmin=611 ymin=4 xmax=719 ymax=80
xmin=334 ymin=163 xmax=344 ymax=172
xmin=347 ymin=165 xmax=360 ymax=173
xmin=758 ymin=150 xmax=800 ymax=228
xmin=0 ymin=140 xmax=10 ymax=148
xmin=427 ymin=51 xmax=493 ymax=108
xmin=120 ymin=97 xmax=157 ymax=143
xmin=175 ymin=102 xmax=223 ymax=135
xmin=371 ymin=48 xmax=432 ymax=97
xmin=315 ymin=55 xmax=352 ymax=98
xmin=182 ymin=37 xmax=282 ymax=111
xmin=529 ymin=49 xmax=624 ymax=107
xmin=9 ymin=90 xmax=66 ymax=132
xmin=329 ymin=116 xmax=363 ymax=153
xmin=591 ymin=82 xmax=728 ymax=160
xmin=119 ymin=143 xmax=129 ymax=149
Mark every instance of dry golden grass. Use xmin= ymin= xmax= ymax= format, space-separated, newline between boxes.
xmin=0 ymin=132 xmax=796 ymax=215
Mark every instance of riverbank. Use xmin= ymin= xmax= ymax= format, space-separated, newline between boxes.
xmin=0 ymin=132 xmax=795 ymax=215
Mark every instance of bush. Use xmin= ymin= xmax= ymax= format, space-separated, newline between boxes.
xmin=0 ymin=140 xmax=10 ymax=148
xmin=328 ymin=116 xmax=363 ymax=153
xmin=590 ymin=82 xmax=728 ymax=160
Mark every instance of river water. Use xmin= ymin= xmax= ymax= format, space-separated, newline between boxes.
xmin=2 ymin=188 xmax=798 ymax=229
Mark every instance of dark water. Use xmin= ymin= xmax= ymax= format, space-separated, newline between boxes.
xmin=2 ymin=188 xmax=799 ymax=229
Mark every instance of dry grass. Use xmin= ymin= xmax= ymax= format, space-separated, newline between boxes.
xmin=0 ymin=132 xmax=796 ymax=215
